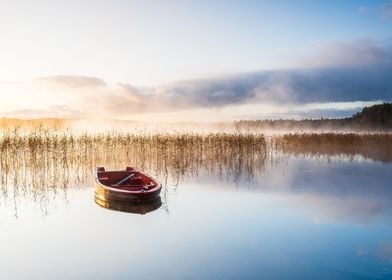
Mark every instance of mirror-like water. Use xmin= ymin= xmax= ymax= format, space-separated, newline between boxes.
xmin=0 ymin=132 xmax=391 ymax=279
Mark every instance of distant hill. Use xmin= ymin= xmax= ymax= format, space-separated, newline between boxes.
xmin=351 ymin=103 xmax=392 ymax=129
xmin=234 ymin=103 xmax=392 ymax=132
xmin=0 ymin=103 xmax=391 ymax=132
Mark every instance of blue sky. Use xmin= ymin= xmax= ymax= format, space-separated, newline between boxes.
xmin=0 ymin=0 xmax=391 ymax=120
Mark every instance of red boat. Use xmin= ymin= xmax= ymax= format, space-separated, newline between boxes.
xmin=95 ymin=167 xmax=162 ymax=202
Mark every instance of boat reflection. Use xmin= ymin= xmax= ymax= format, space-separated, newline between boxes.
xmin=94 ymin=195 xmax=162 ymax=215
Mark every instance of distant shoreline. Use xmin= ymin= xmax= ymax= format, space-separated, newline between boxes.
xmin=0 ymin=103 xmax=391 ymax=132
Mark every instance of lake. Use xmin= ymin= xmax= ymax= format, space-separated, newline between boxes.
xmin=0 ymin=132 xmax=391 ymax=279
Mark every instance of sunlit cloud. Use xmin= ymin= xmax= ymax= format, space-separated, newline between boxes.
xmin=35 ymin=75 xmax=107 ymax=88
xmin=1 ymin=38 xmax=391 ymax=121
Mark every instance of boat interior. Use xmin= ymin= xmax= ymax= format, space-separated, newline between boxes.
xmin=97 ymin=167 xmax=157 ymax=190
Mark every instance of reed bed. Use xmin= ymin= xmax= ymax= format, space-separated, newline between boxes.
xmin=0 ymin=129 xmax=267 ymax=213
xmin=272 ymin=133 xmax=392 ymax=162
xmin=2 ymin=129 xmax=391 ymax=215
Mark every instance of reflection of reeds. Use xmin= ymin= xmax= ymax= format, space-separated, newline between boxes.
xmin=4 ymin=129 xmax=390 ymax=215
xmin=273 ymin=133 xmax=392 ymax=162
xmin=0 ymin=129 xmax=267 ymax=214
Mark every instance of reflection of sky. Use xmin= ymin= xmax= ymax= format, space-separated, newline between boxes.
xmin=1 ymin=156 xmax=392 ymax=279
xmin=187 ymin=157 xmax=392 ymax=225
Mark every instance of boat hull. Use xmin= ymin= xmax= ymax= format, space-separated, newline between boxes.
xmin=95 ymin=167 xmax=162 ymax=202
xmin=94 ymin=183 xmax=162 ymax=202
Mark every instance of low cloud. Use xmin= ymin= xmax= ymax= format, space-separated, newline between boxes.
xmin=35 ymin=75 xmax=107 ymax=88
xmin=1 ymin=38 xmax=391 ymax=120
xmin=6 ymin=105 xmax=81 ymax=118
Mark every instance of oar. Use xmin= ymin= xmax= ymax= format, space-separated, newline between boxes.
xmin=113 ymin=173 xmax=135 ymax=186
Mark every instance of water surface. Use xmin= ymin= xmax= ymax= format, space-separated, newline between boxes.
xmin=0 ymin=148 xmax=391 ymax=279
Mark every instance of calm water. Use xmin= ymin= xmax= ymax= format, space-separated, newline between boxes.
xmin=1 ymin=153 xmax=392 ymax=279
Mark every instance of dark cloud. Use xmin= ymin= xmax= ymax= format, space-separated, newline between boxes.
xmin=161 ymin=39 xmax=392 ymax=107
xmin=118 ymin=39 xmax=390 ymax=111
xmin=162 ymin=75 xmax=262 ymax=107
xmin=282 ymin=65 xmax=392 ymax=103
xmin=31 ymin=63 xmax=392 ymax=117
xmin=159 ymin=64 xmax=392 ymax=108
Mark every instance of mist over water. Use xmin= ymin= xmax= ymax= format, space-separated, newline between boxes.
xmin=0 ymin=128 xmax=391 ymax=279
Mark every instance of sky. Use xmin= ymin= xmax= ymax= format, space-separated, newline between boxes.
xmin=0 ymin=0 xmax=391 ymax=121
